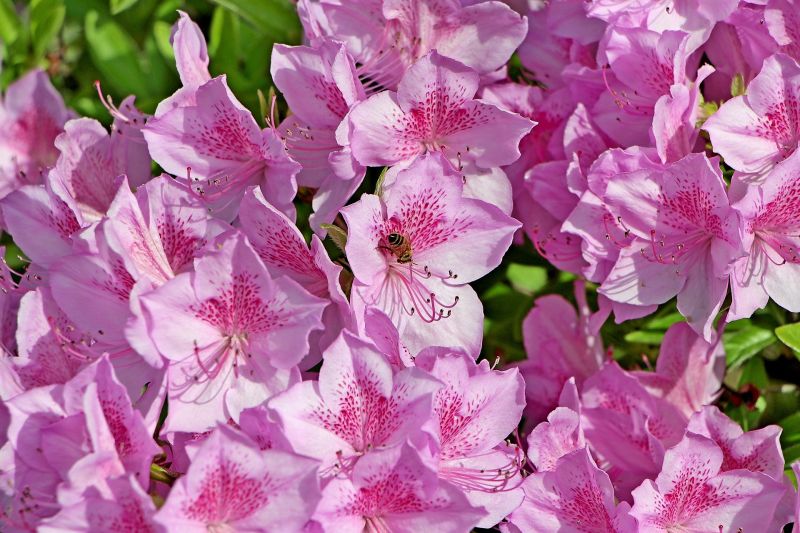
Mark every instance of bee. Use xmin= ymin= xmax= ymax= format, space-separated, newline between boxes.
xmin=379 ymin=232 xmax=413 ymax=263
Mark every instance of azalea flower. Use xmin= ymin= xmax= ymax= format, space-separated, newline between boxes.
xmin=341 ymin=154 xmax=519 ymax=354
xmin=271 ymin=39 xmax=366 ymax=232
xmin=143 ymin=76 xmax=300 ymax=221
xmin=704 ymin=53 xmax=800 ymax=174
xmin=630 ymin=433 xmax=787 ymax=531
xmin=599 ymin=153 xmax=744 ymax=340
xmin=0 ymin=70 xmax=70 ymax=199
xmin=314 ymin=443 xmax=486 ymax=532
xmin=155 ymin=424 xmax=320 ymax=532
xmin=730 ymin=148 xmax=800 ymax=318
xmin=133 ymin=231 xmax=326 ymax=432
xmin=268 ymin=331 xmax=441 ymax=472
xmin=305 ymin=0 xmax=527 ymax=91
xmin=344 ymin=50 xmax=534 ymax=209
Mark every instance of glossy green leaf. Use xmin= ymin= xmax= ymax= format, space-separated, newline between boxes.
xmin=737 ymin=356 xmax=769 ymax=390
xmin=0 ymin=0 xmax=20 ymax=45
xmin=724 ymin=324 xmax=776 ymax=368
xmin=84 ymin=10 xmax=149 ymax=98
xmin=624 ymin=331 xmax=665 ymax=345
xmin=780 ymin=411 xmax=800 ymax=447
xmin=642 ymin=312 xmax=684 ymax=330
xmin=783 ymin=442 xmax=800 ymax=464
xmin=109 ymin=0 xmax=138 ymax=15
xmin=506 ymin=264 xmax=547 ymax=296
xmin=776 ymin=322 xmax=800 ymax=354
xmin=208 ymin=0 xmax=301 ymax=44
xmin=31 ymin=0 xmax=66 ymax=58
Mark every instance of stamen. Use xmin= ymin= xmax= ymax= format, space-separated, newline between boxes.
xmin=94 ymin=81 xmax=132 ymax=123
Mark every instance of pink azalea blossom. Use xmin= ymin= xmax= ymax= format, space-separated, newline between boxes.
xmin=593 ymin=27 xmax=694 ymax=147
xmin=155 ymin=11 xmax=211 ymax=115
xmin=362 ymin=307 xmax=415 ymax=370
xmin=632 ymin=322 xmax=725 ymax=418
xmin=599 ymin=153 xmax=744 ymax=340
xmin=730 ymin=149 xmax=800 ymax=318
xmin=586 ymin=0 xmax=738 ymax=46
xmin=268 ymin=331 xmax=441 ymax=472
xmin=651 ymin=65 xmax=715 ymax=164
xmin=518 ymin=290 xmax=604 ymax=424
xmin=1 ymin=182 xmax=83 ymax=268
xmin=8 ymin=287 xmax=88 ymax=389
xmin=687 ymin=406 xmax=785 ymax=480
xmin=480 ymin=83 xmax=575 ymax=219
xmin=344 ymin=51 xmax=534 ymax=182
xmin=414 ymin=348 xmax=526 ymax=527
xmin=704 ymin=53 xmax=800 ymax=174
xmin=155 ymin=424 xmax=320 ymax=532
xmin=563 ymin=146 xmax=664 ymax=286
xmin=3 ymin=1 xmax=800 ymax=529
xmin=47 ymin=99 xmax=151 ymax=223
xmin=701 ymin=5 xmax=777 ymax=101
xmin=525 ymin=379 xmax=585 ymax=472
xmin=341 ymin=154 xmax=519 ymax=354
xmin=506 ymin=448 xmax=637 ymax=533
xmin=516 ymin=1 xmax=602 ymax=91
xmin=143 ymin=76 xmax=300 ymax=221
xmin=765 ymin=0 xmax=800 ymax=62
xmin=630 ymin=433 xmax=787 ymax=531
xmin=314 ymin=443 xmax=486 ymax=532
xmin=1 ymin=357 xmax=157 ymax=530
xmin=104 ymin=176 xmax=222 ymax=287
xmin=581 ymin=362 xmax=686 ymax=499
xmin=39 ymin=475 xmax=162 ymax=533
xmin=0 ymin=69 xmax=70 ymax=199
xmin=63 ymin=357 xmax=160 ymax=495
xmin=523 ymin=160 xmax=587 ymax=272
xmin=271 ymin=40 xmax=366 ymax=232
xmin=238 ymin=186 xmax=353 ymax=369
xmin=48 ymin=229 xmax=166 ymax=416
xmin=133 ymin=231 xmax=326 ymax=432
xmin=794 ymin=462 xmax=800 ymax=533
xmin=308 ymin=0 xmax=527 ymax=90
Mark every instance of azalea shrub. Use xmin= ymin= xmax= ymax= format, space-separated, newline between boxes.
xmin=4 ymin=0 xmax=800 ymax=531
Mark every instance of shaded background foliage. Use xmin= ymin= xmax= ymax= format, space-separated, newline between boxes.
xmin=4 ymin=0 xmax=800 ymax=477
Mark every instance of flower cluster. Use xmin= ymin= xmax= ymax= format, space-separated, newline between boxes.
xmin=1 ymin=1 xmax=800 ymax=532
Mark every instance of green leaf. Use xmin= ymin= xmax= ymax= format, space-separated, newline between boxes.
xmin=737 ymin=356 xmax=769 ymax=390
xmin=208 ymin=0 xmax=301 ymax=44
xmin=697 ymin=100 xmax=718 ymax=127
xmin=723 ymin=324 xmax=776 ymax=368
xmin=506 ymin=264 xmax=547 ymax=296
xmin=643 ymin=312 xmax=684 ymax=330
xmin=321 ymin=224 xmax=348 ymax=254
xmin=4 ymin=242 xmax=24 ymax=273
xmin=783 ymin=442 xmax=800 ymax=464
xmin=776 ymin=322 xmax=800 ymax=354
xmin=206 ymin=4 xmax=272 ymax=114
xmin=780 ymin=411 xmax=800 ymax=447
xmin=84 ymin=10 xmax=150 ymax=98
xmin=624 ymin=331 xmax=665 ymax=345
xmin=0 ymin=0 xmax=20 ymax=45
xmin=109 ymin=0 xmax=138 ymax=15
xmin=152 ymin=19 xmax=174 ymax=63
xmin=30 ymin=0 xmax=66 ymax=59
